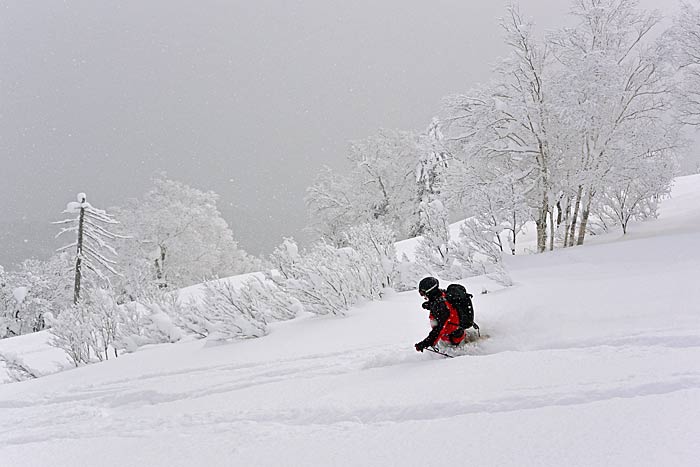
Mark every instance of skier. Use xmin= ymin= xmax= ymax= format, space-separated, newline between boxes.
xmin=414 ymin=276 xmax=466 ymax=352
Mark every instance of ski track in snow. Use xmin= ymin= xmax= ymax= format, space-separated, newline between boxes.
xmin=525 ymin=330 xmax=700 ymax=352
xmin=2 ymin=331 xmax=699 ymax=448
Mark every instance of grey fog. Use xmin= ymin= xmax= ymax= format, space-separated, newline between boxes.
xmin=0 ymin=0 xmax=693 ymax=267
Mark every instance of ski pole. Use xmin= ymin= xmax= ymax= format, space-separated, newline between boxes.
xmin=426 ymin=346 xmax=454 ymax=358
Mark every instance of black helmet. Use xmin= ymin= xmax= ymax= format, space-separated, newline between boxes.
xmin=418 ymin=276 xmax=439 ymax=297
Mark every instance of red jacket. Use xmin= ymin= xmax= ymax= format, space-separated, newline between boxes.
xmin=420 ymin=290 xmax=464 ymax=346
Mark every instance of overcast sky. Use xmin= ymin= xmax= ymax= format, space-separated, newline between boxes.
xmin=0 ymin=0 xmax=689 ymax=267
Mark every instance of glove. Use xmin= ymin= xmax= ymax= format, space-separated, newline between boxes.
xmin=415 ymin=341 xmax=426 ymax=352
xmin=421 ymin=301 xmax=431 ymax=310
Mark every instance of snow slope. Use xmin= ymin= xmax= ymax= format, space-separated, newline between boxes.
xmin=1 ymin=175 xmax=699 ymax=467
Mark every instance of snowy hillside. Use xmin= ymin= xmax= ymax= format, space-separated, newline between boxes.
xmin=1 ymin=175 xmax=699 ymax=467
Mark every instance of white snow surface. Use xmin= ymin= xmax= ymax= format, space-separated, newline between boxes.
xmin=1 ymin=175 xmax=700 ymax=466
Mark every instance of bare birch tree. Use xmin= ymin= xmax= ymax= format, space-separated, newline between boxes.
xmin=551 ymin=0 xmax=675 ymax=245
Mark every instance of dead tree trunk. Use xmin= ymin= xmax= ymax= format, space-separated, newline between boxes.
xmin=73 ymin=204 xmax=86 ymax=305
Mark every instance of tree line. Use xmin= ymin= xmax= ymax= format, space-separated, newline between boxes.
xmin=308 ymin=1 xmax=700 ymax=256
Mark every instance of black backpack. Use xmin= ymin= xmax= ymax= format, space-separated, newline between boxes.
xmin=445 ymin=284 xmax=479 ymax=334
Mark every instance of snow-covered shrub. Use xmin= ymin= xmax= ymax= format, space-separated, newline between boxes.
xmin=269 ymin=238 xmax=301 ymax=280
xmin=86 ymin=288 xmax=121 ymax=361
xmin=47 ymin=288 xmax=122 ymax=365
xmin=185 ymin=279 xmax=268 ymax=343
xmin=47 ymin=285 xmax=184 ymax=364
xmin=116 ymin=296 xmax=184 ymax=352
xmin=0 ymin=351 xmax=39 ymax=383
xmin=343 ymin=222 xmax=400 ymax=291
xmin=269 ymin=238 xmax=388 ymax=316
xmin=47 ymin=306 xmax=94 ymax=367
xmin=269 ymin=242 xmax=346 ymax=315
xmin=162 ymin=298 xmax=209 ymax=339
xmin=237 ymin=275 xmax=301 ymax=322
xmin=451 ymin=219 xmax=512 ymax=286
xmin=164 ymin=274 xmax=300 ymax=344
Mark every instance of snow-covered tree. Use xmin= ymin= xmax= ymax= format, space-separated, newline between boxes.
xmin=598 ymin=150 xmax=676 ymax=234
xmin=669 ymin=1 xmax=700 ymax=126
xmin=414 ymin=118 xmax=450 ymax=237
xmin=6 ymin=280 xmax=44 ymax=336
xmin=443 ymin=6 xmax=558 ymax=253
xmin=415 ymin=199 xmax=457 ymax=278
xmin=550 ymin=0 xmax=678 ymax=246
xmin=306 ymin=129 xmax=423 ymax=244
xmin=304 ymin=167 xmax=358 ymax=245
xmin=55 ymin=193 xmax=123 ymax=304
xmin=0 ymin=267 xmax=14 ymax=338
xmin=450 ymin=219 xmax=513 ymax=286
xmin=114 ymin=176 xmax=258 ymax=291
xmin=442 ymin=156 xmax=530 ymax=255
xmin=442 ymin=0 xmax=678 ymax=252
xmin=0 ymin=254 xmax=73 ymax=338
